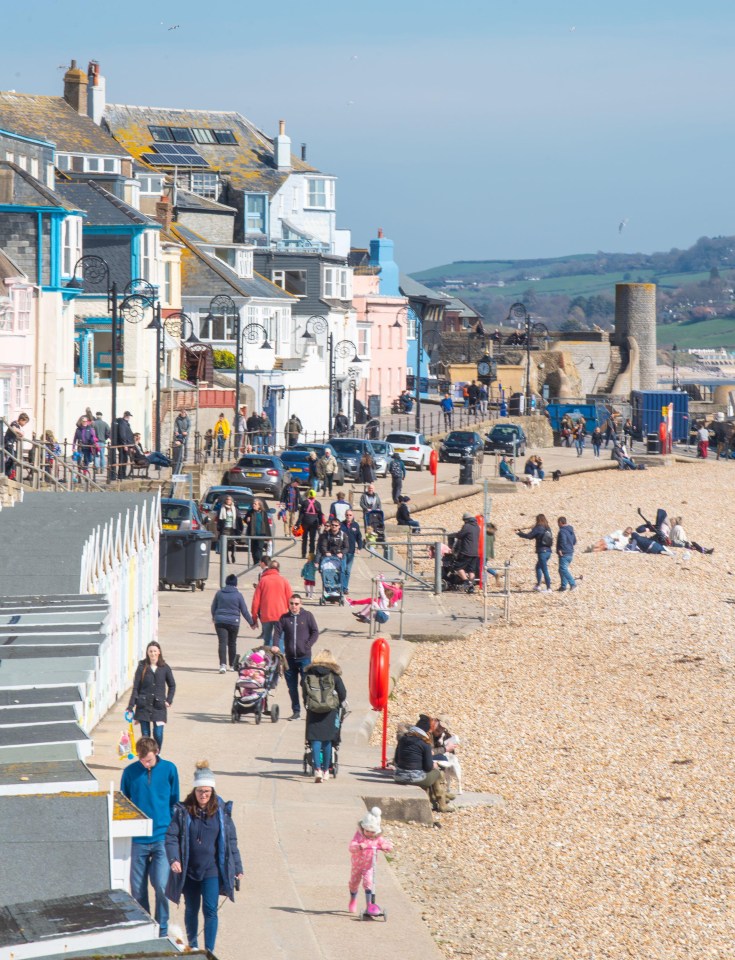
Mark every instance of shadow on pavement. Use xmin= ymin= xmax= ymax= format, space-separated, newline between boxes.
xmin=180 ymin=712 xmax=232 ymax=723
xmin=270 ymin=906 xmax=347 ymax=917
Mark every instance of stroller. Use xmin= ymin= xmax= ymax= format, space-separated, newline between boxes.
xmin=231 ymin=649 xmax=281 ymax=724
xmin=441 ymin=549 xmax=476 ymax=593
xmin=303 ymin=704 xmax=348 ymax=778
xmin=319 ymin=554 xmax=345 ymax=606
xmin=365 ymin=509 xmax=386 ymax=546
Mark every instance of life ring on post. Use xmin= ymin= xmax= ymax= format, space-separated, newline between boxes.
xmin=369 ymin=637 xmax=390 ymax=711
xmin=429 ymin=449 xmax=438 ymax=476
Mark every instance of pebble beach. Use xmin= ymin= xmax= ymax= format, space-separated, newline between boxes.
xmin=384 ymin=460 xmax=734 ymax=960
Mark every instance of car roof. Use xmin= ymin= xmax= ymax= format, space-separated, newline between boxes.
xmin=203 ymin=485 xmax=254 ymax=493
xmin=161 ymin=497 xmax=193 ymax=506
xmin=385 ymin=432 xmax=421 ymax=440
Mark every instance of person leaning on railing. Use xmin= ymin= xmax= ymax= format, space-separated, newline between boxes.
xmin=3 ymin=413 xmax=29 ymax=478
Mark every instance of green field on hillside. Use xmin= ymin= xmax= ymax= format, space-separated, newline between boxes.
xmin=657 ymin=317 xmax=735 ymax=349
xmin=460 ymin=271 xmax=658 ymax=301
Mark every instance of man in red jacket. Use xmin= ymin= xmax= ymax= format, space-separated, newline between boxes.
xmin=251 ymin=559 xmax=293 ymax=646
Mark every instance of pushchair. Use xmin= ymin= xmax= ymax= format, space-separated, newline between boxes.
xmin=319 ymin=554 xmax=345 ymax=605
xmin=441 ymin=550 xmax=476 ymax=593
xmin=365 ymin=509 xmax=386 ymax=545
xmin=230 ymin=649 xmax=281 ymax=724
xmin=303 ymin=704 xmax=348 ymax=778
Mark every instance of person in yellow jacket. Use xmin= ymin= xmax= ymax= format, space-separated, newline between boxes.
xmin=214 ymin=413 xmax=231 ymax=462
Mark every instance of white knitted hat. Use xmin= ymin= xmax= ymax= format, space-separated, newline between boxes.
xmin=360 ymin=806 xmax=382 ymax=834
xmin=193 ymin=760 xmax=216 ymax=790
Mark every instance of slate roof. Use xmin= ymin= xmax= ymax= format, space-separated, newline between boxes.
xmin=399 ymin=273 xmax=447 ymax=305
xmin=0 ymin=795 xmax=110 ymax=906
xmin=56 ymin=180 xmax=158 ymax=227
xmin=0 ymin=161 xmax=81 ymax=210
xmin=0 ymin=91 xmax=130 ymax=157
xmin=176 ymin=188 xmax=237 ymax=214
xmin=173 ymin=225 xmax=295 ymax=302
xmin=441 ymin=294 xmax=481 ymax=319
xmin=104 ymin=103 xmax=318 ymax=196
xmin=0 ymin=249 xmax=26 ymax=280
xmin=0 ymin=493 xmax=157 ymax=596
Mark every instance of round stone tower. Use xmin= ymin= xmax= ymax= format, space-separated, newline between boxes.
xmin=613 ymin=283 xmax=657 ymax=390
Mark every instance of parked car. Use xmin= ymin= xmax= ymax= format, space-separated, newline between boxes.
xmin=368 ymin=439 xmax=394 ymax=477
xmin=199 ymin=485 xmax=255 ymax=535
xmin=329 ymin=438 xmax=378 ymax=481
xmin=290 ymin=443 xmax=346 ymax=485
xmin=279 ymin=449 xmax=312 ymax=486
xmin=384 ymin=432 xmax=433 ymax=470
xmin=161 ymin=498 xmax=205 ymax=532
xmin=222 ymin=454 xmax=286 ymax=499
xmin=439 ymin=430 xmax=485 ymax=463
xmin=484 ymin=423 xmax=527 ymax=456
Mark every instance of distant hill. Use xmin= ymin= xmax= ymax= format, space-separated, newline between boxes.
xmin=411 ymin=236 xmax=735 ymax=343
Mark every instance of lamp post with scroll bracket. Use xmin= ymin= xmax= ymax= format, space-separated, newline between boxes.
xmin=301 ymin=316 xmax=360 ymax=427
xmin=506 ymin=302 xmax=548 ymax=413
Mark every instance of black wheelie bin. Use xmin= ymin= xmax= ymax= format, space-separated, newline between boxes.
xmin=159 ymin=529 xmax=213 ymax=591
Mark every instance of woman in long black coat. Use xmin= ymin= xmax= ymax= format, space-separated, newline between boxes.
xmin=302 ymin=649 xmax=347 ymax=782
xmin=125 ymin=641 xmax=176 ymax=750
xmin=358 ymin=452 xmax=375 ymax=484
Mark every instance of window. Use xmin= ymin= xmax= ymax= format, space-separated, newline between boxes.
xmin=61 ymin=217 xmax=82 ymax=278
xmin=192 ymin=128 xmax=217 ymax=144
xmin=4 ymin=152 xmax=12 ymax=162
xmin=15 ymin=366 xmax=31 ymax=406
xmin=190 ymin=172 xmax=218 ymax=199
xmin=247 ymin=305 xmax=258 ymax=326
xmin=322 ymin=266 xmax=351 ymax=300
xmin=235 ymin=249 xmax=253 ymax=279
xmin=140 ymin=230 xmax=160 ymax=287
xmin=55 ymin=154 xmax=71 ymax=170
xmin=14 ymin=287 xmax=31 ymax=332
xmin=16 ymin=155 xmax=27 ymax=171
xmin=406 ymin=309 xmax=418 ymax=339
xmin=138 ymin=175 xmax=165 ymax=196
xmin=272 ymin=269 xmax=307 ymax=297
xmin=357 ymin=326 xmax=370 ymax=357
xmin=244 ymin=194 xmax=267 ymax=235
xmin=163 ymin=261 xmax=173 ymax=307
xmin=149 ymin=126 xmax=173 ymax=142
xmin=214 ymin=130 xmax=237 ymax=144
xmin=30 ymin=158 xmax=38 ymax=178
xmin=306 ymin=177 xmax=334 ymax=209
xmin=83 ymin=156 xmax=119 ymax=173
xmin=0 ymin=366 xmax=31 ymax=409
xmin=170 ymin=127 xmax=194 ymax=143
xmin=200 ymin=308 xmax=233 ymax=341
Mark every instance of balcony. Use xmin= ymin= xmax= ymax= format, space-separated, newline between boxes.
xmin=270 ymin=238 xmax=331 ymax=254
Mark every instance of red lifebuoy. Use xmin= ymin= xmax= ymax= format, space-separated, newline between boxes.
xmin=369 ymin=637 xmax=390 ymax=711
xmin=429 ymin=449 xmax=439 ymax=476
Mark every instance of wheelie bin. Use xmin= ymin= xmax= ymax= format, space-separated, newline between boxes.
xmin=159 ymin=529 xmax=213 ymax=591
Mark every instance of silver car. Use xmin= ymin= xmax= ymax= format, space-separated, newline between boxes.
xmin=368 ymin=439 xmax=394 ymax=477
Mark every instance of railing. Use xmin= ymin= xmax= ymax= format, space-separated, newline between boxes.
xmin=367 ymin=576 xmax=406 ymax=641
xmin=216 ymin=533 xmax=298 ymax=587
xmin=0 ymin=420 xmax=106 ymax=493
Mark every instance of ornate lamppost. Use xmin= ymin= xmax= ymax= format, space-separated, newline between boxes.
xmin=507 ymin=302 xmax=548 ymax=412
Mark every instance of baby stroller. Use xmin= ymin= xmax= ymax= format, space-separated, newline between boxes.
xmin=303 ymin=704 xmax=348 ymax=777
xmin=231 ymin=650 xmax=280 ymax=724
xmin=441 ymin=550 xmax=476 ymax=593
xmin=319 ymin=554 xmax=345 ymax=606
xmin=365 ymin=509 xmax=385 ymax=545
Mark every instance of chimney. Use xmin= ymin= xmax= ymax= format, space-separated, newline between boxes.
xmin=63 ymin=59 xmax=88 ymax=115
xmin=87 ymin=61 xmax=106 ymax=124
xmin=301 ymin=143 xmax=307 ymax=162
xmin=274 ymin=119 xmax=291 ymax=171
xmin=155 ymin=195 xmax=174 ymax=232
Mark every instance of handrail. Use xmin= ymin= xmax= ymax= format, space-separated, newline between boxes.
xmin=363 ymin=542 xmax=434 ymax=590
xmin=1 ymin=419 xmax=106 ymax=493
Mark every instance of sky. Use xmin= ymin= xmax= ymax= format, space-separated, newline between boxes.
xmin=2 ymin=0 xmax=734 ymax=271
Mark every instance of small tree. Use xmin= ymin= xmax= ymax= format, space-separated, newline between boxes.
xmin=213 ymin=349 xmax=236 ymax=369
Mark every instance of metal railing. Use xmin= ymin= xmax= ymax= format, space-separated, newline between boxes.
xmin=1 ymin=421 xmax=106 ymax=493
xmin=366 ymin=576 xmax=405 ymax=641
xmin=364 ymin=530 xmax=447 ymax=593
xmin=217 ymin=533 xmax=298 ymax=587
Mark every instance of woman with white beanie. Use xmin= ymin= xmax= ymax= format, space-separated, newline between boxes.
xmin=165 ymin=761 xmax=243 ymax=951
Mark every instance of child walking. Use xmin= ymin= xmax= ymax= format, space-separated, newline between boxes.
xmin=301 ymin=552 xmax=317 ymax=599
xmin=348 ymin=806 xmax=393 ymax=915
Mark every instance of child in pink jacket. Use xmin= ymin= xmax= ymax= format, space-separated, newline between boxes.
xmin=348 ymin=806 xmax=393 ymax=915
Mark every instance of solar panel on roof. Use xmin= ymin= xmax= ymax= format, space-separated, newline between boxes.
xmin=176 ymin=145 xmax=199 ymax=156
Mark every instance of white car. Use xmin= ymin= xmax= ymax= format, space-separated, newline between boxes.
xmin=384 ymin=432 xmax=433 ymax=470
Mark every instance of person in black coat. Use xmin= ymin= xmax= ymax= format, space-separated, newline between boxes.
xmin=358 ymin=452 xmax=375 ymax=484
xmin=450 ymin=513 xmax=480 ymax=580
xmin=302 ymin=649 xmax=347 ymax=782
xmin=396 ymin=495 xmax=420 ymax=532
xmin=125 ymin=641 xmax=176 ymax=750
xmin=115 ymin=411 xmax=135 ymax=479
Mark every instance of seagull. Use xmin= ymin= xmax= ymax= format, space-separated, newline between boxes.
xmin=618 ymin=218 xmax=629 ymax=234
xmin=167 ymin=24 xmax=180 ymax=30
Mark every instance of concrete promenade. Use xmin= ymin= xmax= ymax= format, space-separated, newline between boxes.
xmin=86 ymin=440 xmax=664 ymax=959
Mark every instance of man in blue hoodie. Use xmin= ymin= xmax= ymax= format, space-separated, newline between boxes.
xmin=556 ymin=516 xmax=578 ymax=592
xmin=120 ymin=737 xmax=179 ymax=936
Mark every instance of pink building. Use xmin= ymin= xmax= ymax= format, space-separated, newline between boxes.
xmin=352 ymin=264 xmax=407 ymax=414
xmin=0 ymin=252 xmax=35 ymax=428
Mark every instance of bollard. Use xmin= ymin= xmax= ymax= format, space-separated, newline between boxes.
xmin=219 ymin=535 xmax=228 ymax=588
xmin=434 ymin=541 xmax=443 ymax=594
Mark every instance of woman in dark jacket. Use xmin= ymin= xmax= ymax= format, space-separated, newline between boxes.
xmin=515 ymin=513 xmax=553 ymax=592
xmin=125 ymin=641 xmax=176 ymax=750
xmin=358 ymin=452 xmax=375 ymax=484
xmin=210 ymin=574 xmax=256 ymax=673
xmin=393 ymin=715 xmax=453 ymax=812
xmin=302 ymin=649 xmax=347 ymax=783
xmin=297 ymin=490 xmax=324 ymax=559
xmin=165 ymin=761 xmax=243 ymax=953
xmin=244 ymin=498 xmax=270 ymax=564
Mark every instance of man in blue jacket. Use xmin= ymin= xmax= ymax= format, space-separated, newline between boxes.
xmin=120 ymin=737 xmax=180 ymax=937
xmin=556 ymin=516 xmax=578 ymax=592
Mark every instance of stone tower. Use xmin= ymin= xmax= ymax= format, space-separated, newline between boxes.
xmin=612 ymin=283 xmax=657 ymax=390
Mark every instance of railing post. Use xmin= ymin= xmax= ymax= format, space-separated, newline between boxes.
xmin=220 ymin=535 xmax=227 ymax=588
xmin=434 ymin=540 xmax=443 ymax=594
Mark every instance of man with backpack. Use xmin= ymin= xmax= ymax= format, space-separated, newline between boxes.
xmin=302 ymin=650 xmax=347 ymax=782
xmin=388 ymin=452 xmax=407 ymax=504
xmin=273 ymin=594 xmax=320 ymax=721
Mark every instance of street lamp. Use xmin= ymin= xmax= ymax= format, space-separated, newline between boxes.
xmin=392 ymin=305 xmax=424 ymax=431
xmin=300 ymin=317 xmax=360 ymax=426
xmin=672 ymin=343 xmax=679 ymax=389
xmin=243 ymin=322 xmax=272 ymax=351
xmin=204 ymin=294 xmax=242 ymax=418
xmin=506 ymin=302 xmax=548 ymax=412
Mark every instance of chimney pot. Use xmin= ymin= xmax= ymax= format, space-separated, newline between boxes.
xmin=378 ymin=228 xmax=383 ymax=239
xmin=301 ymin=143 xmax=307 ymax=161
xmin=279 ymin=120 xmax=286 ymax=135
xmin=155 ymin=195 xmax=174 ymax=232
xmin=63 ymin=60 xmax=88 ymax=115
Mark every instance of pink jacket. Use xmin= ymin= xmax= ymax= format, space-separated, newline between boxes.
xmin=251 ymin=568 xmax=293 ymax=622
xmin=349 ymin=829 xmax=393 ymax=872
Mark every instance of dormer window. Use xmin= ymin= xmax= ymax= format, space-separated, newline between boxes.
xmin=306 ymin=178 xmax=334 ymax=210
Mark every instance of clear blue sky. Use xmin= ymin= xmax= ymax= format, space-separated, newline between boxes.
xmin=3 ymin=0 xmax=734 ymax=271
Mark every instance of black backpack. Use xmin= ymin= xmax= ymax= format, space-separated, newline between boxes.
xmin=541 ymin=528 xmax=553 ymax=548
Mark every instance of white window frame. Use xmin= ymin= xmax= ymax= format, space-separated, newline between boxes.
xmin=56 ymin=154 xmax=71 ymax=170
xmin=13 ymin=287 xmax=32 ymax=333
xmin=30 ymin=158 xmax=38 ymax=178
xmin=83 ymin=156 xmax=120 ymax=174
xmin=16 ymin=155 xmax=28 ymax=171
xmin=4 ymin=152 xmax=13 ymax=163
xmin=138 ymin=175 xmax=165 ymax=196
xmin=0 ymin=365 xmax=32 ymax=407
xmin=235 ymin=249 xmax=253 ymax=279
xmin=247 ymin=305 xmax=258 ymax=326
xmin=140 ymin=230 xmax=160 ymax=287
xmin=306 ymin=177 xmax=334 ymax=209
xmin=190 ymin=172 xmax=218 ymax=199
xmin=357 ymin=326 xmax=370 ymax=358
xmin=61 ymin=216 xmax=82 ymax=279
xmin=271 ymin=268 xmax=306 ymax=297
xmin=322 ymin=266 xmax=335 ymax=298
xmin=163 ymin=261 xmax=173 ymax=307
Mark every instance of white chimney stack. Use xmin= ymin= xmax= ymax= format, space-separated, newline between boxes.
xmin=87 ymin=61 xmax=106 ymax=125
xmin=274 ymin=119 xmax=291 ymax=171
